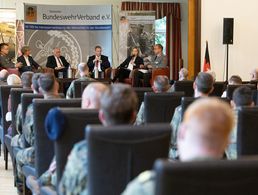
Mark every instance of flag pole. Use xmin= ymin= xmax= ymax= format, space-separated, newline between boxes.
xmin=226 ymin=44 xmax=229 ymax=81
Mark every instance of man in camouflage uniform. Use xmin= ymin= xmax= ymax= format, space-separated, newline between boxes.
xmin=122 ymin=98 xmax=234 ymax=195
xmin=226 ymin=86 xmax=254 ymax=160
xmin=58 ymin=84 xmax=138 ymax=195
xmin=26 ymin=82 xmax=108 ymax=194
xmin=170 ymin=72 xmax=214 ymax=159
xmin=11 ymin=73 xmax=60 ymax=191
xmin=66 ymin=63 xmax=95 ymax=99
xmin=135 ymin=75 xmax=172 ymax=125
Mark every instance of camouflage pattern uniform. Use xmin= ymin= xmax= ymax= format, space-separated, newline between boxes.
xmin=12 ymin=103 xmax=34 ymax=181
xmin=66 ymin=76 xmax=95 ymax=99
xmin=121 ymin=171 xmax=155 ymax=195
xmin=135 ymin=102 xmax=145 ymax=125
xmin=169 ymin=105 xmax=182 ymax=159
xmin=58 ymin=140 xmax=88 ymax=195
xmin=38 ymin=157 xmax=57 ymax=187
xmin=226 ymin=109 xmax=238 ymax=160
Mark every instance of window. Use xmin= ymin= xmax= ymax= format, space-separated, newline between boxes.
xmin=155 ymin=17 xmax=166 ymax=54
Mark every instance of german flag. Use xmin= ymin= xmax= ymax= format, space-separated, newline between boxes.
xmin=203 ymin=41 xmax=211 ymax=72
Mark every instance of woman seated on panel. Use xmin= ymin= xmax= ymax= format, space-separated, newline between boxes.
xmin=17 ymin=46 xmax=41 ymax=74
xmin=113 ymin=47 xmax=144 ymax=83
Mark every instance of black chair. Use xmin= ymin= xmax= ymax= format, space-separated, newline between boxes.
xmin=154 ymin=159 xmax=258 ymax=195
xmin=144 ymin=92 xmax=184 ymax=123
xmin=21 ymin=94 xmax=44 ymax=125
xmin=33 ymin=99 xmax=81 ymax=177
xmin=55 ymin=108 xmax=100 ymax=183
xmin=174 ymin=81 xmax=194 ymax=97
xmin=0 ymin=85 xmax=22 ymax=169
xmin=237 ymin=107 xmax=258 ymax=156
xmin=226 ymin=84 xmax=256 ymax=100
xmin=210 ymin=81 xmax=227 ymax=97
xmin=87 ymin=124 xmax=171 ymax=195
xmin=133 ymin=87 xmax=153 ymax=110
xmin=74 ymin=80 xmax=83 ymax=98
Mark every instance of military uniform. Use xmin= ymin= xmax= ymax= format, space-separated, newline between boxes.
xmin=59 ymin=140 xmax=88 ymax=195
xmin=170 ymin=105 xmax=182 ymax=159
xmin=121 ymin=171 xmax=155 ymax=195
xmin=0 ymin=54 xmax=15 ymax=68
xmin=66 ymin=76 xmax=95 ymax=99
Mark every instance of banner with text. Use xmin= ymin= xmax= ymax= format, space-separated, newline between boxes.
xmin=24 ymin=4 xmax=112 ymax=68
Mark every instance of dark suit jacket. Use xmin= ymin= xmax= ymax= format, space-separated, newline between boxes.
xmin=17 ymin=55 xmax=40 ymax=73
xmin=87 ymin=55 xmax=110 ymax=72
xmin=119 ymin=56 xmax=144 ymax=69
xmin=46 ymin=55 xmax=70 ymax=69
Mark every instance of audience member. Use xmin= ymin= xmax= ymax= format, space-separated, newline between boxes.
xmin=66 ymin=63 xmax=95 ymax=99
xmin=58 ymin=84 xmax=138 ymax=194
xmin=135 ymin=75 xmax=171 ymax=125
xmin=221 ymin=75 xmax=242 ymax=98
xmin=226 ymin=86 xmax=254 ymax=159
xmin=0 ymin=69 xmax=9 ymax=83
xmin=170 ymin=72 xmax=214 ymax=158
xmin=122 ymin=98 xmax=234 ymax=195
xmin=179 ymin=68 xmax=188 ymax=81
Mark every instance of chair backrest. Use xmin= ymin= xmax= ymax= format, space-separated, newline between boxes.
xmin=133 ymin=87 xmax=153 ymax=110
xmin=226 ymin=84 xmax=256 ymax=100
xmin=154 ymin=159 xmax=258 ymax=195
xmin=210 ymin=81 xmax=227 ymax=97
xmin=33 ymin=99 xmax=81 ymax=177
xmin=74 ymin=80 xmax=83 ymax=98
xmin=174 ymin=81 xmax=194 ymax=97
xmin=144 ymin=92 xmax=184 ymax=123
xmin=87 ymin=124 xmax=171 ymax=195
xmin=21 ymin=94 xmax=43 ymax=124
xmin=0 ymin=85 xmax=22 ymax=140
xmin=55 ymin=108 xmax=100 ymax=183
xmin=10 ymin=88 xmax=33 ymax=136
xmin=237 ymin=107 xmax=258 ymax=156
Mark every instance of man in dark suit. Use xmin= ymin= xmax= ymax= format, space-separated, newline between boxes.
xmin=87 ymin=45 xmax=110 ymax=77
xmin=46 ymin=47 xmax=70 ymax=78
xmin=17 ymin=46 xmax=40 ymax=74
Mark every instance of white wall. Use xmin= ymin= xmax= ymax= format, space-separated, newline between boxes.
xmin=202 ymin=0 xmax=258 ymax=81
xmin=1 ymin=0 xmax=189 ymax=68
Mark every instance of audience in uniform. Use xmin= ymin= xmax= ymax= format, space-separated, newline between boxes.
xmin=11 ymin=73 xmax=60 ymax=193
xmin=0 ymin=43 xmax=22 ymax=69
xmin=58 ymin=84 xmax=137 ymax=194
xmin=122 ymin=98 xmax=234 ymax=195
xmin=66 ymin=63 xmax=95 ymax=99
xmin=170 ymin=72 xmax=214 ymax=158
xmin=135 ymin=75 xmax=172 ymax=125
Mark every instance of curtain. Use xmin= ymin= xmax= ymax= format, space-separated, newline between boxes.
xmin=121 ymin=2 xmax=182 ymax=80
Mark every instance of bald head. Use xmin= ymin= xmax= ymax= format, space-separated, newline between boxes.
xmin=0 ymin=69 xmax=9 ymax=81
xmin=82 ymin=82 xmax=108 ymax=109
xmin=178 ymin=98 xmax=234 ymax=161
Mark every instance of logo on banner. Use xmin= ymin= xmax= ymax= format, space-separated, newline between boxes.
xmin=25 ymin=5 xmax=37 ymax=22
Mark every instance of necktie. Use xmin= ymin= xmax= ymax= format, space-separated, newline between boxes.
xmin=57 ymin=57 xmax=63 ymax=67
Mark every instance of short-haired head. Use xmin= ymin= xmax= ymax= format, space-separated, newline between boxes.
xmin=194 ymin=72 xmax=214 ymax=95
xmin=7 ymin=74 xmax=21 ymax=86
xmin=95 ymin=45 xmax=102 ymax=56
xmin=38 ymin=73 xmax=58 ymax=94
xmin=229 ymin=75 xmax=242 ymax=85
xmin=206 ymin=70 xmax=216 ymax=81
xmin=179 ymin=68 xmax=188 ymax=81
xmin=21 ymin=71 xmax=34 ymax=89
xmin=82 ymin=82 xmax=108 ymax=109
xmin=0 ymin=69 xmax=9 ymax=81
xmin=0 ymin=43 xmax=8 ymax=51
xmin=232 ymin=86 xmax=254 ymax=107
xmin=78 ymin=63 xmax=90 ymax=77
xmin=153 ymin=75 xmax=170 ymax=93
xmin=32 ymin=73 xmax=42 ymax=94
xmin=178 ymin=98 xmax=234 ymax=161
xmin=99 ymin=84 xmax=138 ymax=126
xmin=21 ymin=46 xmax=31 ymax=55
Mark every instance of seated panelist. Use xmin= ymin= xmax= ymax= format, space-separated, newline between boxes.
xmin=133 ymin=44 xmax=167 ymax=87
xmin=46 ymin=47 xmax=70 ymax=78
xmin=113 ymin=47 xmax=144 ymax=83
xmin=87 ymin=45 xmax=110 ymax=77
xmin=17 ymin=46 xmax=40 ymax=74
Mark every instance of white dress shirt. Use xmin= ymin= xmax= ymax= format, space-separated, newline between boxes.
xmin=24 ymin=56 xmax=31 ymax=66
xmin=55 ymin=56 xmax=63 ymax=68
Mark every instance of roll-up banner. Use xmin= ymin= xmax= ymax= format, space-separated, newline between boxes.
xmin=24 ymin=4 xmax=112 ymax=68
